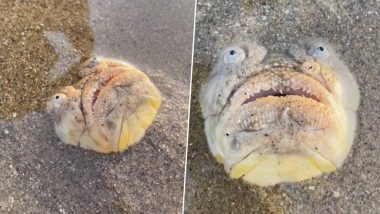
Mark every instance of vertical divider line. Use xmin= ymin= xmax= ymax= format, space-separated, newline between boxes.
xmin=181 ymin=0 xmax=198 ymax=213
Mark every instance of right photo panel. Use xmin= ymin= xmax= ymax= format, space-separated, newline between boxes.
xmin=185 ymin=0 xmax=379 ymax=213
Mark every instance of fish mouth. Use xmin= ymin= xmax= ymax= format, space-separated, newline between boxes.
xmin=223 ymin=68 xmax=335 ymax=133
xmin=215 ymin=67 xmax=343 ymax=170
xmin=241 ymin=87 xmax=320 ymax=105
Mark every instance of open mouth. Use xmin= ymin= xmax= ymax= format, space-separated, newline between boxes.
xmin=241 ymin=87 xmax=321 ymax=105
xmin=220 ymin=69 xmax=334 ymax=133
xmin=225 ymin=69 xmax=329 ymax=111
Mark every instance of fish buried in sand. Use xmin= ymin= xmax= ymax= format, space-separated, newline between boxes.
xmin=200 ymin=39 xmax=360 ymax=186
xmin=47 ymin=57 xmax=161 ymax=153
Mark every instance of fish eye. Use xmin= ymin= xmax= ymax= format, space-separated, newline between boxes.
xmin=224 ymin=46 xmax=246 ymax=64
xmin=308 ymin=43 xmax=329 ymax=59
xmin=52 ymin=94 xmax=66 ymax=108
xmin=87 ymin=57 xmax=99 ymax=68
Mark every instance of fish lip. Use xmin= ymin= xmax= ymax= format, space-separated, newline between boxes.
xmin=220 ymin=69 xmax=334 ymax=135
xmin=229 ymin=68 xmax=329 ymax=109
xmin=241 ymin=87 xmax=321 ymax=105
xmin=234 ymin=97 xmax=325 ymax=132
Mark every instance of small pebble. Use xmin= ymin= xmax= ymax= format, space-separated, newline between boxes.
xmin=333 ymin=191 xmax=341 ymax=198
xmin=308 ymin=186 xmax=315 ymax=191
xmin=4 ymin=129 xmax=10 ymax=135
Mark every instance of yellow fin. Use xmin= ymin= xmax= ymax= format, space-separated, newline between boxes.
xmin=243 ymin=155 xmax=281 ymax=186
xmin=118 ymin=118 xmax=130 ymax=152
xmin=241 ymin=152 xmax=336 ymax=186
xmin=136 ymin=102 xmax=158 ymax=129
xmin=230 ymin=153 xmax=261 ymax=179
xmin=118 ymin=99 xmax=160 ymax=152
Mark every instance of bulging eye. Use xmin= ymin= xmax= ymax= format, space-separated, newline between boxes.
xmin=308 ymin=44 xmax=329 ymax=59
xmin=86 ymin=57 xmax=99 ymax=68
xmin=224 ymin=46 xmax=246 ymax=64
xmin=52 ymin=93 xmax=67 ymax=109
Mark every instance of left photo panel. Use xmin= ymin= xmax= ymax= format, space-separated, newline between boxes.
xmin=0 ymin=0 xmax=195 ymax=213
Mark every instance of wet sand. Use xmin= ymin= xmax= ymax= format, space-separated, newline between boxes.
xmin=185 ymin=0 xmax=380 ymax=213
xmin=0 ymin=0 xmax=194 ymax=213
xmin=0 ymin=0 xmax=94 ymax=120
